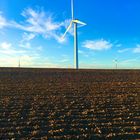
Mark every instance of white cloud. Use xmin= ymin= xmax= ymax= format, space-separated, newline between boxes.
xmin=59 ymin=59 xmax=69 ymax=63
xmin=19 ymin=42 xmax=31 ymax=49
xmin=0 ymin=42 xmax=40 ymax=56
xmin=118 ymin=48 xmax=130 ymax=53
xmin=36 ymin=46 xmax=43 ymax=51
xmin=0 ymin=55 xmax=37 ymax=67
xmin=82 ymin=39 xmax=112 ymax=51
xmin=20 ymin=8 xmax=61 ymax=32
xmin=58 ymin=54 xmax=70 ymax=63
xmin=0 ymin=57 xmax=18 ymax=67
xmin=0 ymin=42 xmax=11 ymax=49
xmin=0 ymin=13 xmax=7 ymax=29
xmin=133 ymin=45 xmax=140 ymax=53
xmin=0 ymin=42 xmax=26 ymax=55
xmin=0 ymin=41 xmax=43 ymax=67
xmin=0 ymin=8 xmax=70 ymax=43
xmin=115 ymin=44 xmax=122 ymax=47
xmin=19 ymin=32 xmax=35 ymax=49
xmin=78 ymin=50 xmax=89 ymax=57
xmin=16 ymin=8 xmax=67 ymax=43
xmin=29 ymin=57 xmax=71 ymax=68
xmin=22 ymin=32 xmax=36 ymax=41
xmin=19 ymin=55 xmax=34 ymax=66
xmin=0 ymin=42 xmax=25 ymax=55
xmin=120 ymin=59 xmax=137 ymax=64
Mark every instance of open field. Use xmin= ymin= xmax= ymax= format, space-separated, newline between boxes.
xmin=0 ymin=68 xmax=140 ymax=139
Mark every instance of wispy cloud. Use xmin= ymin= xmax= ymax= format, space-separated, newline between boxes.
xmin=118 ymin=48 xmax=130 ymax=53
xmin=82 ymin=39 xmax=112 ymax=51
xmin=36 ymin=46 xmax=43 ymax=51
xmin=0 ymin=41 xmax=42 ymax=58
xmin=0 ymin=41 xmax=43 ymax=67
xmin=78 ymin=50 xmax=89 ymax=57
xmin=0 ymin=8 xmax=69 ymax=43
xmin=20 ymin=8 xmax=61 ymax=32
xmin=133 ymin=44 xmax=140 ymax=53
xmin=115 ymin=44 xmax=122 ymax=48
xmin=57 ymin=54 xmax=70 ymax=63
xmin=19 ymin=32 xmax=36 ymax=49
xmin=0 ymin=12 xmax=7 ymax=29
xmin=22 ymin=32 xmax=36 ymax=42
xmin=19 ymin=42 xmax=31 ymax=49
xmin=0 ymin=55 xmax=38 ymax=67
xmin=0 ymin=42 xmax=11 ymax=49
xmin=0 ymin=42 xmax=26 ymax=55
xmin=120 ymin=58 xmax=138 ymax=64
xmin=17 ymin=8 xmax=69 ymax=43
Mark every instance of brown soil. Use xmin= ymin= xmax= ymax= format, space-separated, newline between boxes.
xmin=0 ymin=68 xmax=140 ymax=139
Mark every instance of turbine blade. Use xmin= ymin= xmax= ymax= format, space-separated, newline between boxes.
xmin=71 ymin=0 xmax=74 ymax=19
xmin=73 ymin=19 xmax=87 ymax=26
xmin=62 ymin=21 xmax=73 ymax=38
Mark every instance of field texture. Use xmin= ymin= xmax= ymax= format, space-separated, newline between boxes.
xmin=0 ymin=68 xmax=140 ymax=139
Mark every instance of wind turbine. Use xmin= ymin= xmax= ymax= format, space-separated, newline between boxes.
xmin=113 ymin=59 xmax=118 ymax=69
xmin=18 ymin=56 xmax=21 ymax=68
xmin=62 ymin=0 xmax=86 ymax=69
xmin=18 ymin=58 xmax=21 ymax=68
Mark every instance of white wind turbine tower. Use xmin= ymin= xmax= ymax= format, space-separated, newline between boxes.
xmin=62 ymin=0 xmax=86 ymax=69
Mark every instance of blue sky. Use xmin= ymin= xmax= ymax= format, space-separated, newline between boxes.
xmin=0 ymin=0 xmax=140 ymax=68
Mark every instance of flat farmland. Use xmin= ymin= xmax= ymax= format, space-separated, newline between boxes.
xmin=0 ymin=68 xmax=140 ymax=139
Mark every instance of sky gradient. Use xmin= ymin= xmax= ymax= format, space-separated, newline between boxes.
xmin=0 ymin=0 xmax=140 ymax=69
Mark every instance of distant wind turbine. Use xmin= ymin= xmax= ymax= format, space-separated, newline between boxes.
xmin=113 ymin=59 xmax=118 ymax=69
xmin=62 ymin=0 xmax=86 ymax=69
xmin=18 ymin=57 xmax=21 ymax=68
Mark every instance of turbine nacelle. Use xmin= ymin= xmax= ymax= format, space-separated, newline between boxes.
xmin=62 ymin=19 xmax=86 ymax=38
xmin=72 ymin=19 xmax=86 ymax=26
